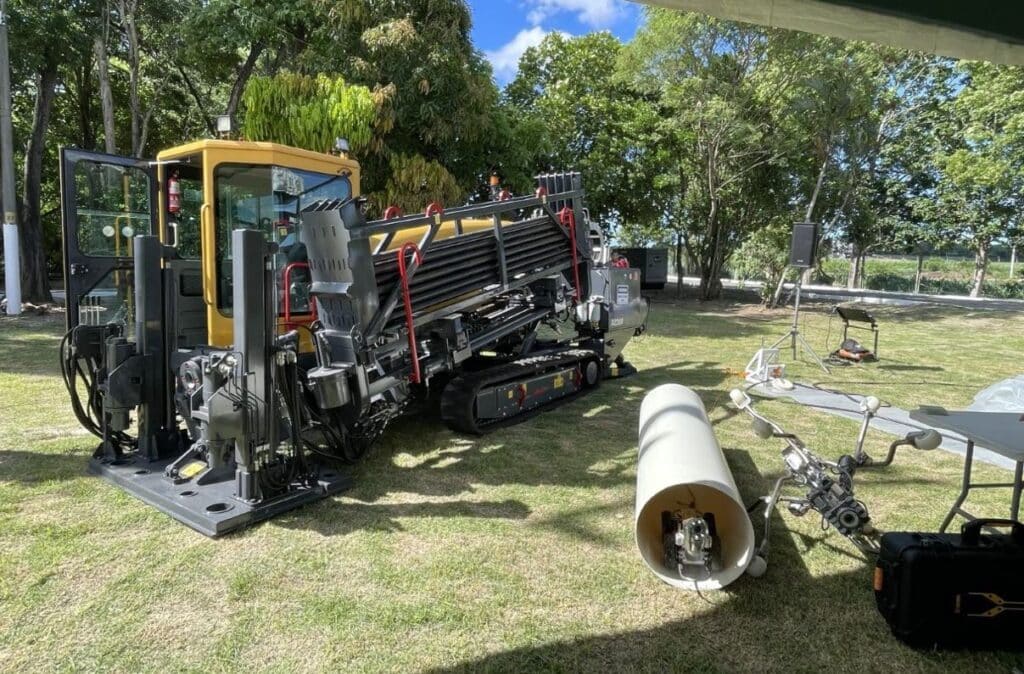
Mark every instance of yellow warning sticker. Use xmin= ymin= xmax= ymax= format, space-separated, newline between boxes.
xmin=179 ymin=461 xmax=207 ymax=479
xmin=553 ymin=375 xmax=564 ymax=389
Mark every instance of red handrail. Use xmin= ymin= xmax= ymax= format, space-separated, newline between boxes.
xmin=559 ymin=207 xmax=582 ymax=302
xmin=397 ymin=242 xmax=424 ymax=384
xmin=383 ymin=205 xmax=403 ymax=220
xmin=282 ymin=262 xmax=316 ymax=329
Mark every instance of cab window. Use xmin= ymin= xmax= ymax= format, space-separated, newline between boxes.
xmin=72 ymin=160 xmax=151 ymax=257
xmin=213 ymin=164 xmax=352 ymax=314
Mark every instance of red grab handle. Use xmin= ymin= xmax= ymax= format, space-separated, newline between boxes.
xmin=397 ymin=242 xmax=424 ymax=384
xmin=559 ymin=207 xmax=582 ymax=302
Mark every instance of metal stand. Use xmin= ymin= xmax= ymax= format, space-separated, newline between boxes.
xmin=938 ymin=440 xmax=1024 ymax=533
xmin=770 ymin=275 xmax=829 ymax=373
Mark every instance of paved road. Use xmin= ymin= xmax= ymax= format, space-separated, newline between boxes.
xmin=668 ymin=275 xmax=1024 ymax=312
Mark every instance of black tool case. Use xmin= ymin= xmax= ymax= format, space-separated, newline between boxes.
xmin=874 ymin=519 xmax=1024 ymax=649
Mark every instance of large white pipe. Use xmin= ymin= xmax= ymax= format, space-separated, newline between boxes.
xmin=636 ymin=384 xmax=757 ymax=590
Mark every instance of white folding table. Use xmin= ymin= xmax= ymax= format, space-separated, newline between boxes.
xmin=909 ymin=409 xmax=1024 ymax=532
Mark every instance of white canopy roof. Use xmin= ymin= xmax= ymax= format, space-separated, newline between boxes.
xmin=634 ymin=0 xmax=1024 ymax=65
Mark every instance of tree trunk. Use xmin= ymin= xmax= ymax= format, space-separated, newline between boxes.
xmin=847 ymin=245 xmax=860 ymax=290
xmin=970 ymin=244 xmax=989 ymax=298
xmin=674 ymin=231 xmax=683 ymax=298
xmin=75 ymin=63 xmax=96 ymax=150
xmin=117 ymin=0 xmax=144 ymax=156
xmin=697 ymin=192 xmax=723 ymax=301
xmin=914 ymin=253 xmax=924 ymax=294
xmin=177 ymin=65 xmax=215 ymax=136
xmin=226 ymin=40 xmax=265 ymax=127
xmin=769 ymin=268 xmax=788 ymax=308
xmin=1010 ymin=244 xmax=1017 ymax=278
xmin=699 ymin=272 xmax=723 ymax=301
xmin=94 ymin=32 xmax=117 ymax=154
xmin=701 ymin=228 xmax=726 ymax=301
xmin=798 ymin=153 xmax=829 ymax=287
xmin=19 ymin=68 xmax=58 ymax=303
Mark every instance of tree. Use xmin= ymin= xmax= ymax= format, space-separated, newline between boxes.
xmin=93 ymin=0 xmax=116 ymax=153
xmin=619 ymin=10 xmax=787 ymax=300
xmin=932 ymin=62 xmax=1024 ymax=296
xmin=505 ymin=31 xmax=654 ymax=234
xmin=178 ymin=0 xmax=327 ymax=130
xmin=7 ymin=0 xmax=87 ymax=302
xmin=309 ymin=0 xmax=502 ymax=201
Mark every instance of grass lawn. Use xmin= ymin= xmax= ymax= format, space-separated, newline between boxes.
xmin=1 ymin=296 xmax=1022 ymax=672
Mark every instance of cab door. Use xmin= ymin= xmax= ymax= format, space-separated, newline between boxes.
xmin=59 ymin=148 xmax=158 ymax=333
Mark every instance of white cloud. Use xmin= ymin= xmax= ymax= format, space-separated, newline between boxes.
xmin=485 ymin=26 xmax=553 ymax=81
xmin=524 ymin=0 xmax=628 ymax=28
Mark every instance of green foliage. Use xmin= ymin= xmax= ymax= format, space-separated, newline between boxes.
xmin=241 ymin=73 xmax=376 ymax=154
xmin=616 ymin=10 xmax=789 ymax=299
xmin=308 ymin=0 xmax=500 ymax=195
xmin=505 ymin=32 xmax=653 ymax=232
xmin=931 ymin=62 xmax=1024 ymax=249
xmin=8 ymin=0 xmax=1024 ymax=304
xmin=732 ymin=220 xmax=794 ymax=302
xmin=369 ymin=154 xmax=463 ymax=216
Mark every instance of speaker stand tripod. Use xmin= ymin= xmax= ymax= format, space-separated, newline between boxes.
xmin=769 ymin=273 xmax=830 ymax=374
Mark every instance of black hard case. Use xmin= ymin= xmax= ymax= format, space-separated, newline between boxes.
xmin=874 ymin=519 xmax=1024 ymax=649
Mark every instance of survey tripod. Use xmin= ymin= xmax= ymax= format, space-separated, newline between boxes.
xmin=770 ymin=272 xmax=829 ymax=373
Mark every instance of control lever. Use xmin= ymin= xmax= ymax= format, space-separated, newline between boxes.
xmin=852 ymin=396 xmax=881 ymax=465
xmin=859 ymin=428 xmax=942 ymax=469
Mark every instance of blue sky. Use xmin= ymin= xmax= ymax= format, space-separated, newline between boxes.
xmin=468 ymin=0 xmax=643 ymax=85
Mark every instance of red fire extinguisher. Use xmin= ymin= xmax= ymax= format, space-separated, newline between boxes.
xmin=167 ymin=173 xmax=182 ymax=215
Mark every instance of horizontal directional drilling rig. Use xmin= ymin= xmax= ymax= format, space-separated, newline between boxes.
xmin=59 ymin=140 xmax=648 ymax=535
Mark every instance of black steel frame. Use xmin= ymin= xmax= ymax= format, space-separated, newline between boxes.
xmin=360 ymin=188 xmax=587 ymax=341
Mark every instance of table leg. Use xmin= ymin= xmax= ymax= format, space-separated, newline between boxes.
xmin=941 ymin=440 xmax=975 ymax=533
xmin=1012 ymin=461 xmax=1024 ymax=522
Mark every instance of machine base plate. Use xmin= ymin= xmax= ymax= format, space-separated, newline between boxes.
xmin=89 ymin=454 xmax=350 ymax=536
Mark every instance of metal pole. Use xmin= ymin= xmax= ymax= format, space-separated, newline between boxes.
xmin=0 ymin=0 xmax=21 ymax=315
xmin=790 ymin=275 xmax=802 ymax=358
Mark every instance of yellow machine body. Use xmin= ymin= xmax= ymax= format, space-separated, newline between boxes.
xmin=150 ymin=139 xmax=498 ymax=350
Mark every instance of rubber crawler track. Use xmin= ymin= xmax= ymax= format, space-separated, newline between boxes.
xmin=440 ymin=349 xmax=601 ymax=435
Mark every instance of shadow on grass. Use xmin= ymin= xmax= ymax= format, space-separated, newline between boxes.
xmin=423 ymin=451 xmax=935 ymax=674
xmin=330 ymin=360 xmax=732 ymax=506
xmin=425 ymin=568 xmax=911 ymax=673
xmin=6 ymin=354 xmax=732 ymax=539
xmin=0 ymin=449 xmax=87 ymax=483
xmin=525 ymin=445 xmax=792 ymax=553
xmin=265 ymin=360 xmax=736 ymax=538
xmin=426 ymin=441 xmax=1020 ymax=674
xmin=875 ymin=364 xmax=945 ymax=372
xmin=273 ymin=498 xmax=532 ymax=537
